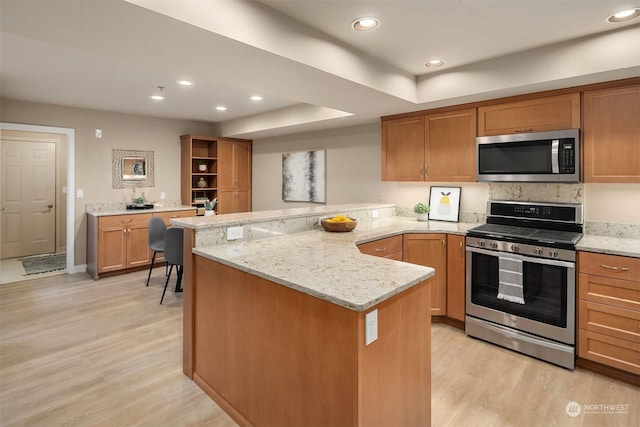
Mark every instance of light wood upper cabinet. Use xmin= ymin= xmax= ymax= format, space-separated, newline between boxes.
xmin=382 ymin=108 xmax=476 ymax=182
xmin=477 ymin=93 xmax=580 ymax=136
xmin=381 ymin=116 xmax=425 ymax=181
xmin=218 ymin=138 xmax=252 ymax=213
xmin=424 ymin=109 xmax=476 ymax=182
xmin=582 ymin=84 xmax=640 ymax=183
xmin=403 ymin=233 xmax=447 ymax=316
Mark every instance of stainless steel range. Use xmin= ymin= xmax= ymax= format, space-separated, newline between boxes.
xmin=465 ymin=200 xmax=583 ymax=369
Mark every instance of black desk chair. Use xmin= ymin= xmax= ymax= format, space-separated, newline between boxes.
xmin=160 ymin=227 xmax=184 ymax=304
xmin=146 ymin=217 xmax=167 ymax=287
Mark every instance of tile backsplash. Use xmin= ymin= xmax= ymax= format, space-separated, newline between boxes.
xmin=488 ymin=183 xmax=583 ymax=203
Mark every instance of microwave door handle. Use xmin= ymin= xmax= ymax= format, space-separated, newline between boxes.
xmin=551 ymin=139 xmax=560 ymax=174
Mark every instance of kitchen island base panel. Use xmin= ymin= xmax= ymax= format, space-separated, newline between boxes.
xmin=192 ymin=255 xmax=431 ymax=427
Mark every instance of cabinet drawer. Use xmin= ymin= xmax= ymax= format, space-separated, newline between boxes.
xmin=153 ymin=209 xmax=196 ymax=226
xmin=578 ymin=300 xmax=640 ymax=343
xmin=578 ymin=329 xmax=640 ymax=375
xmin=578 ymin=252 xmax=640 ymax=282
xmin=578 ymin=273 xmax=640 ymax=311
xmin=358 ymin=236 xmax=403 ymax=258
xmin=99 ymin=213 xmax=151 ymax=228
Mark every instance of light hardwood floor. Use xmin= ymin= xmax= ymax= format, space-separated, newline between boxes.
xmin=1 ymin=270 xmax=637 ymax=427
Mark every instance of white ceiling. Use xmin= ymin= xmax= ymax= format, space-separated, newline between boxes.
xmin=1 ymin=0 xmax=639 ymax=139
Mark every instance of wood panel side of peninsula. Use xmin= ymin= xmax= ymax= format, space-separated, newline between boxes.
xmin=191 ymin=255 xmax=432 ymax=427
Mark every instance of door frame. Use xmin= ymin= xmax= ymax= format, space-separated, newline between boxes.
xmin=0 ymin=122 xmax=77 ymax=273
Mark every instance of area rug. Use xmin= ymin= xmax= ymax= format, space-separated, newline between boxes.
xmin=20 ymin=253 xmax=66 ymax=276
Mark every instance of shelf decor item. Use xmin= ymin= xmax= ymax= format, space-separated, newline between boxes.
xmin=204 ymin=197 xmax=217 ymax=216
xmin=413 ymin=202 xmax=430 ymax=221
xmin=198 ymin=160 xmax=207 ymax=172
xmin=197 ymin=177 xmax=207 ymax=188
xmin=428 ymin=186 xmax=461 ymax=222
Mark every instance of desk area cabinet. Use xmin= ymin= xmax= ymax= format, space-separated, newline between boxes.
xmin=87 ymin=208 xmax=196 ymax=279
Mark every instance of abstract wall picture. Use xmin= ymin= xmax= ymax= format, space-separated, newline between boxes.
xmin=428 ymin=186 xmax=461 ymax=222
xmin=282 ymin=150 xmax=326 ymax=203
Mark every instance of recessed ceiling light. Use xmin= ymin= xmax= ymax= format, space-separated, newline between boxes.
xmin=606 ymin=7 xmax=640 ymax=22
xmin=425 ymin=60 xmax=446 ymax=68
xmin=215 ymin=106 xmax=227 ymax=111
xmin=150 ymin=86 xmax=165 ymax=100
xmin=177 ymin=80 xmax=193 ymax=86
xmin=351 ymin=17 xmax=379 ymax=31
xmin=250 ymin=95 xmax=263 ymax=101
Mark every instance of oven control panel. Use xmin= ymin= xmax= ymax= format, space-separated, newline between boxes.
xmin=466 ymin=236 xmax=576 ymax=262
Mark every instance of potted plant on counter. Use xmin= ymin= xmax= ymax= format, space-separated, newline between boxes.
xmin=414 ymin=202 xmax=430 ymax=221
xmin=204 ymin=197 xmax=217 ymax=216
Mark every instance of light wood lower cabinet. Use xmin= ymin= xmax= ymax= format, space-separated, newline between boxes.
xmin=577 ymin=252 xmax=640 ymax=376
xmin=87 ymin=209 xmax=196 ymax=279
xmin=403 ymin=233 xmax=447 ymax=316
xmin=446 ymin=234 xmax=466 ymax=322
xmin=357 ymin=235 xmax=403 ymax=260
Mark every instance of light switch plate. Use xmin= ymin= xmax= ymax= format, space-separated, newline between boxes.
xmin=365 ymin=309 xmax=378 ymax=346
xmin=227 ymin=226 xmax=243 ymax=240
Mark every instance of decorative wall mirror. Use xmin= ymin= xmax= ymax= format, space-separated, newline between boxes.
xmin=112 ymin=149 xmax=155 ymax=188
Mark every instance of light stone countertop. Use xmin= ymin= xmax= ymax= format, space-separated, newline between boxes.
xmin=188 ymin=203 xmax=638 ymax=312
xmin=193 ymin=215 xmax=479 ymax=312
xmin=87 ymin=205 xmax=197 ymax=217
xmin=576 ymin=235 xmax=640 ymax=258
xmin=172 ymin=203 xmax=396 ymax=229
xmin=194 ymin=229 xmax=435 ymax=312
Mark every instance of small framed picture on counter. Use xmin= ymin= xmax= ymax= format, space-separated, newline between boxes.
xmin=428 ymin=186 xmax=461 ymax=222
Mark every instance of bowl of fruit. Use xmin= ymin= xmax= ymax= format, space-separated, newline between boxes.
xmin=320 ymin=214 xmax=358 ymax=232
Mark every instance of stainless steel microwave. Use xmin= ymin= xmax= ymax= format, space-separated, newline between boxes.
xmin=476 ymin=129 xmax=580 ymax=183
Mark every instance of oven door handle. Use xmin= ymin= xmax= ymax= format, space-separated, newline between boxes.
xmin=518 ymin=253 xmax=575 ymax=269
xmin=465 ymin=246 xmax=499 ymax=257
xmin=466 ymin=246 xmax=575 ymax=268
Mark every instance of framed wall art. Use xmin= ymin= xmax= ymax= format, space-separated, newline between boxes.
xmin=112 ymin=149 xmax=155 ymax=189
xmin=428 ymin=186 xmax=461 ymax=222
xmin=282 ymin=150 xmax=326 ymax=203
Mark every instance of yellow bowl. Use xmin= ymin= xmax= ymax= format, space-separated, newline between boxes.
xmin=320 ymin=217 xmax=358 ymax=232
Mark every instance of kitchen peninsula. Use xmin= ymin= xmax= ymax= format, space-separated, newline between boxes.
xmin=172 ymin=204 xmax=461 ymax=426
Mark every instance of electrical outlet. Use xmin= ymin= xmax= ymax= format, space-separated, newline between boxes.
xmin=365 ymin=309 xmax=378 ymax=346
xmin=371 ymin=209 xmax=379 ymax=218
xmin=76 ymin=189 xmax=84 ymax=198
xmin=227 ymin=226 xmax=244 ymax=240
xmin=160 ymin=192 xmax=166 ymax=200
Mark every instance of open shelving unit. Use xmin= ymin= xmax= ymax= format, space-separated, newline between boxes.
xmin=181 ymin=135 xmax=218 ymax=215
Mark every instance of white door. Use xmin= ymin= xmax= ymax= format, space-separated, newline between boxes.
xmin=1 ymin=139 xmax=56 ymax=258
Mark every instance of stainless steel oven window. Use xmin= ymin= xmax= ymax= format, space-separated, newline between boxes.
xmin=465 ymin=246 xmax=576 ymax=345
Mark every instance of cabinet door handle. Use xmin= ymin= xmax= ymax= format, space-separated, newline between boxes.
xmin=419 ymin=164 xmax=424 ymax=178
xmin=442 ymin=239 xmax=446 ymax=255
xmin=515 ymin=128 xmax=535 ymax=132
xmin=600 ymin=263 xmax=630 ymax=272
xmin=424 ymin=164 xmax=428 ymax=177
xmin=459 ymin=241 xmax=463 ymax=257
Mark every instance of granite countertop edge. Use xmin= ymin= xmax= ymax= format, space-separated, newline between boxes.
xmin=87 ymin=205 xmax=197 ymax=216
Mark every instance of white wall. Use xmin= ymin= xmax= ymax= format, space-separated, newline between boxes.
xmin=252 ymin=123 xmax=490 ymax=215
xmin=253 ymin=123 xmax=640 ymax=225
